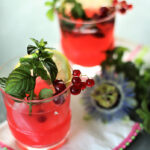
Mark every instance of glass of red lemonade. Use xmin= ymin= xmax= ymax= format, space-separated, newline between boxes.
xmin=1 ymin=82 xmax=71 ymax=150
xmin=0 ymin=52 xmax=72 ymax=150
xmin=58 ymin=7 xmax=116 ymax=67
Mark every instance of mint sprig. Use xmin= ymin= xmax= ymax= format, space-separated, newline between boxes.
xmin=45 ymin=0 xmax=58 ymax=20
xmin=26 ymin=38 xmax=58 ymax=82
xmin=0 ymin=38 xmax=58 ymax=114
xmin=45 ymin=0 xmax=85 ymax=20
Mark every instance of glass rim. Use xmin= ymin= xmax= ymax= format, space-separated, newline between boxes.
xmin=0 ymin=56 xmax=72 ymax=103
xmin=57 ymin=11 xmax=116 ymax=25
xmin=1 ymin=84 xmax=71 ymax=103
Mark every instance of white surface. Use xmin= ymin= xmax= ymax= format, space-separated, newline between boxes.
xmin=0 ymin=95 xmax=135 ymax=150
xmin=0 ymin=0 xmax=150 ymax=65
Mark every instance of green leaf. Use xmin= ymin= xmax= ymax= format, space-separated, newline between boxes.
xmin=0 ymin=77 xmax=8 ymax=88
xmin=39 ymin=39 xmax=47 ymax=48
xmin=27 ymin=45 xmax=37 ymax=54
xmin=39 ymin=50 xmax=53 ymax=59
xmin=143 ymin=118 xmax=150 ymax=134
xmin=45 ymin=1 xmax=53 ymax=6
xmin=47 ymin=8 xmax=55 ymax=20
xmin=5 ymin=65 xmax=35 ymax=99
xmin=42 ymin=58 xmax=58 ymax=82
xmin=71 ymin=2 xmax=85 ymax=19
xmin=136 ymin=109 xmax=146 ymax=119
xmin=30 ymin=38 xmax=39 ymax=47
xmin=135 ymin=58 xmax=144 ymax=68
xmin=39 ymin=88 xmax=53 ymax=99
xmin=141 ymin=100 xmax=149 ymax=112
xmin=20 ymin=55 xmax=39 ymax=67
xmin=36 ymin=66 xmax=50 ymax=80
xmin=60 ymin=20 xmax=75 ymax=31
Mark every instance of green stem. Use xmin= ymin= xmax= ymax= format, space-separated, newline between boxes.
xmin=29 ymin=90 xmax=34 ymax=116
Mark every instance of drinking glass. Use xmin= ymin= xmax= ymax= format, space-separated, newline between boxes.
xmin=0 ymin=58 xmax=71 ymax=150
xmin=58 ymin=11 xmax=115 ymax=67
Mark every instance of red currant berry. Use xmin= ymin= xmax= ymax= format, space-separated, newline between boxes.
xmin=100 ymin=7 xmax=109 ymax=17
xmin=80 ymin=82 xmax=86 ymax=90
xmin=86 ymin=79 xmax=95 ymax=87
xmin=53 ymin=95 xmax=65 ymax=105
xmin=70 ymin=85 xmax=81 ymax=95
xmin=113 ymin=0 xmax=118 ymax=6
xmin=54 ymin=82 xmax=66 ymax=93
xmin=72 ymin=77 xmax=81 ymax=85
xmin=53 ymin=79 xmax=63 ymax=85
xmin=119 ymin=8 xmax=126 ymax=14
xmin=127 ymin=4 xmax=133 ymax=9
xmin=73 ymin=70 xmax=81 ymax=76
xmin=120 ymin=0 xmax=127 ymax=8
xmin=37 ymin=115 xmax=47 ymax=123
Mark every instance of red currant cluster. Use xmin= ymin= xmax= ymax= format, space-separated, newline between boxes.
xmin=70 ymin=70 xmax=95 ymax=95
xmin=52 ymin=70 xmax=95 ymax=104
xmin=113 ymin=0 xmax=133 ymax=14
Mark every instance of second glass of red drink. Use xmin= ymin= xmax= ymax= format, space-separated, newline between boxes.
xmin=58 ymin=7 xmax=115 ymax=67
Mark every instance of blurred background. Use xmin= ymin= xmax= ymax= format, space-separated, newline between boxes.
xmin=0 ymin=0 xmax=150 ymax=65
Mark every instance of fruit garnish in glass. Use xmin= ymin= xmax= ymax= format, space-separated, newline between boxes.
xmin=0 ymin=38 xmax=94 ymax=150
xmin=45 ymin=0 xmax=133 ymax=67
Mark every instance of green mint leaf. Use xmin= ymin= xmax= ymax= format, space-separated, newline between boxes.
xmin=39 ymin=39 xmax=47 ymax=48
xmin=71 ymin=2 xmax=85 ymax=19
xmin=0 ymin=77 xmax=8 ymax=88
xmin=39 ymin=50 xmax=53 ymax=59
xmin=27 ymin=45 xmax=37 ymax=54
xmin=35 ymin=61 xmax=50 ymax=80
xmin=47 ymin=8 xmax=55 ymax=20
xmin=45 ymin=1 xmax=53 ymax=6
xmin=30 ymin=38 xmax=39 ymax=47
xmin=36 ymin=67 xmax=50 ymax=80
xmin=5 ymin=64 xmax=35 ymax=99
xmin=42 ymin=58 xmax=58 ymax=82
xmin=60 ymin=20 xmax=75 ymax=31
xmin=20 ymin=55 xmax=39 ymax=66
xmin=20 ymin=54 xmax=51 ymax=81
xmin=39 ymin=88 xmax=53 ymax=99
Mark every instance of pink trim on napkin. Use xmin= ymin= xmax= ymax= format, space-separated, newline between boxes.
xmin=113 ymin=123 xmax=142 ymax=150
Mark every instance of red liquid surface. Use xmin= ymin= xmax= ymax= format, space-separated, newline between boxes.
xmin=59 ymin=16 xmax=115 ymax=66
xmin=4 ymin=78 xmax=71 ymax=148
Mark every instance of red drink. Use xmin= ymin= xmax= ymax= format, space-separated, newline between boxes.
xmin=59 ymin=10 xmax=115 ymax=67
xmin=2 ymin=78 xmax=71 ymax=149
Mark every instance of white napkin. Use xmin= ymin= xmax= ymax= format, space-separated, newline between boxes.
xmin=0 ymin=95 xmax=136 ymax=150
